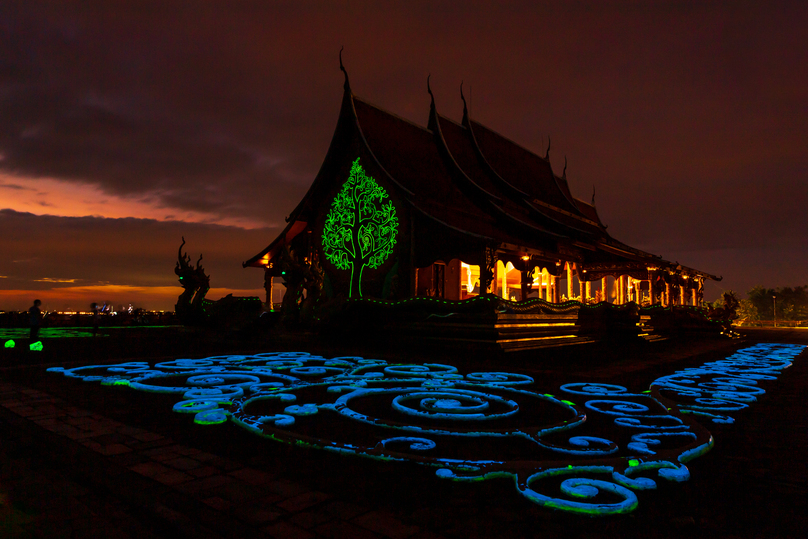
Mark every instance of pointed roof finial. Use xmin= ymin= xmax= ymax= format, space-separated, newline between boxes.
xmin=562 ymin=156 xmax=567 ymax=179
xmin=460 ymin=81 xmax=469 ymax=125
xmin=460 ymin=82 xmax=467 ymax=109
xmin=591 ymin=185 xmax=596 ymax=206
xmin=427 ymin=74 xmax=436 ymax=114
xmin=339 ymin=46 xmax=350 ymax=90
xmin=545 ymin=136 xmax=551 ymax=159
xmin=426 ymin=74 xmax=438 ymax=131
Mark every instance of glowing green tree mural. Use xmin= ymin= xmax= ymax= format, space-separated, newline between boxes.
xmin=322 ymin=158 xmax=399 ymax=297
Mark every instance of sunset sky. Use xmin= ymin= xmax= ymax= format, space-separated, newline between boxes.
xmin=1 ymin=1 xmax=806 ymax=311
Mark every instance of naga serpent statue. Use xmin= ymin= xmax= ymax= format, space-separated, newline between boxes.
xmin=175 ymin=236 xmax=211 ymax=322
xmin=173 ymin=238 xmax=262 ymax=328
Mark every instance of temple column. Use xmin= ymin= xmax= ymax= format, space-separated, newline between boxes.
xmin=520 ymin=269 xmax=530 ymax=303
xmin=551 ymin=274 xmax=559 ymax=303
xmin=622 ymin=276 xmax=627 ymax=304
xmin=579 ymin=277 xmax=584 ymax=302
xmin=264 ymin=269 xmax=273 ymax=307
xmin=679 ymin=284 xmax=685 ymax=305
xmin=566 ymin=263 xmax=574 ymax=301
xmin=500 ymin=262 xmax=508 ymax=299
xmin=665 ymin=282 xmax=671 ymax=306
xmin=535 ymin=269 xmax=542 ymax=300
xmin=649 ymin=276 xmax=656 ymax=305
xmin=585 ymin=280 xmax=591 ymax=304
xmin=601 ymin=277 xmax=609 ymax=303
xmin=481 ymin=247 xmax=495 ymax=295
xmin=480 ymin=265 xmax=490 ymax=296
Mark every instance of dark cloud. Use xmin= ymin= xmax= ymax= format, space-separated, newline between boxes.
xmin=0 ymin=1 xmax=806 ymax=301
xmin=0 ymin=208 xmax=277 ymax=294
xmin=0 ymin=183 xmax=36 ymax=191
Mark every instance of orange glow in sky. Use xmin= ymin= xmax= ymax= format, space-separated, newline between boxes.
xmin=0 ymin=285 xmax=267 ymax=312
xmin=0 ymin=174 xmax=268 ymax=229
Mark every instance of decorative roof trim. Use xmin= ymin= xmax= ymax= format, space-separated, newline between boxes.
xmin=339 ymin=47 xmax=350 ymax=91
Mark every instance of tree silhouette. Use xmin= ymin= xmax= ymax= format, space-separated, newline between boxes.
xmin=322 ymin=158 xmax=398 ymax=297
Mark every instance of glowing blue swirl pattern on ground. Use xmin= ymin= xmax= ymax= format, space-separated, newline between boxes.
xmin=47 ymin=343 xmax=804 ymax=516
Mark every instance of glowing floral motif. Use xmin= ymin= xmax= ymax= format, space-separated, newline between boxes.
xmin=48 ymin=343 xmax=804 ymax=516
xmin=321 ymin=157 xmax=398 ymax=297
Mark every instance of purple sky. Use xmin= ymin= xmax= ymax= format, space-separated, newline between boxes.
xmin=1 ymin=1 xmax=806 ymax=310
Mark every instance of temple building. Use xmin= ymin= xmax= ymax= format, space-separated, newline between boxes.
xmin=244 ymin=64 xmax=720 ymax=310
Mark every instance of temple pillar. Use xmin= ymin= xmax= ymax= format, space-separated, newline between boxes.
xmin=601 ymin=277 xmax=609 ymax=303
xmin=566 ymin=263 xmax=574 ymax=301
xmin=679 ymin=284 xmax=685 ymax=305
xmin=540 ymin=270 xmax=547 ymax=301
xmin=578 ymin=274 xmax=585 ymax=302
xmin=665 ymin=282 xmax=671 ymax=306
xmin=500 ymin=263 xmax=508 ymax=299
xmin=264 ymin=269 xmax=273 ymax=307
xmin=520 ymin=269 xmax=530 ymax=303
xmin=481 ymin=247 xmax=495 ymax=295
xmin=552 ymin=274 xmax=559 ymax=303
xmin=649 ymin=276 xmax=656 ymax=305
xmin=585 ymin=281 xmax=591 ymax=304
xmin=621 ymin=275 xmax=629 ymax=304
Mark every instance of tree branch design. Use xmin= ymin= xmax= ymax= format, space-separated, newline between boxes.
xmin=322 ymin=158 xmax=399 ymax=297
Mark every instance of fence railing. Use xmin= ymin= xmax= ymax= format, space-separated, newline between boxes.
xmin=735 ymin=319 xmax=808 ymax=328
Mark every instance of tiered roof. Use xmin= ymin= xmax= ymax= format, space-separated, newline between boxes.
xmin=245 ymin=68 xmax=720 ymax=284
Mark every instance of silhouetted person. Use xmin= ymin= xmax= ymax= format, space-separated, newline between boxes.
xmin=91 ymin=302 xmax=99 ymax=337
xmin=29 ymin=299 xmax=42 ymax=342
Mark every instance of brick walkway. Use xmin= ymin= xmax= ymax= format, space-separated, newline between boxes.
xmin=1 ymin=329 xmax=806 ymax=538
xmin=0 ymin=382 xmax=430 ymax=539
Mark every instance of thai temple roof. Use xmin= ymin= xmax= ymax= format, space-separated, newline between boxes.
xmin=244 ymin=66 xmax=720 ymax=283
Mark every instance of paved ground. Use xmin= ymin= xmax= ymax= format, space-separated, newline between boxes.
xmin=1 ymin=328 xmax=806 ymax=538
